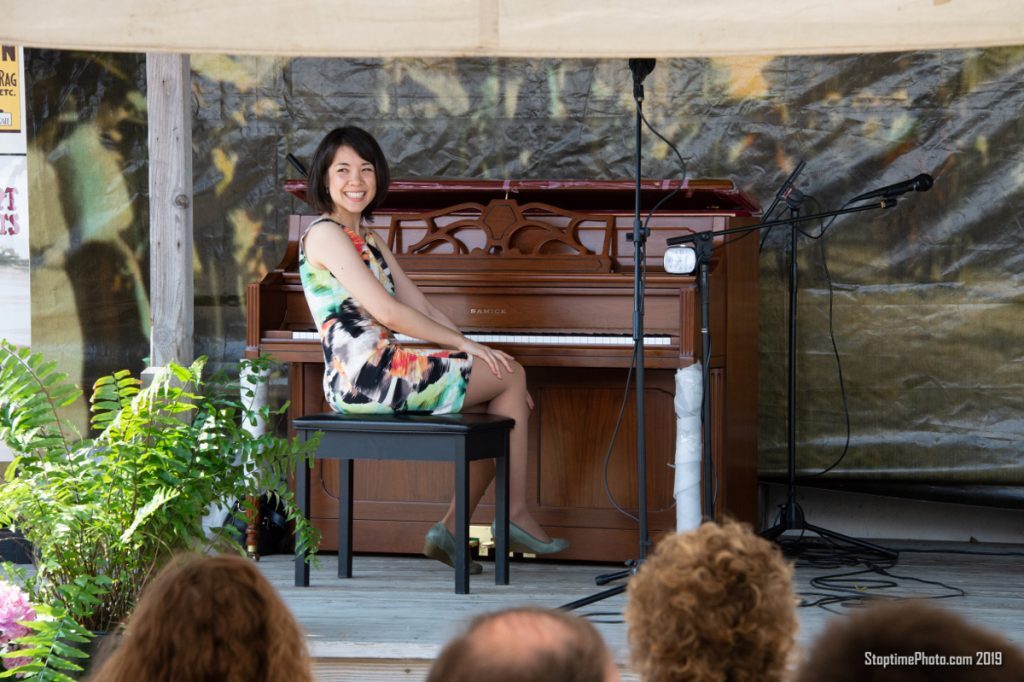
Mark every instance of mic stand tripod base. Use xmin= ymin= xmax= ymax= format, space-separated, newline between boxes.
xmin=560 ymin=582 xmax=628 ymax=612
xmin=595 ymin=567 xmax=633 ymax=586
xmin=560 ymin=560 xmax=637 ymax=610
xmin=761 ymin=498 xmax=897 ymax=559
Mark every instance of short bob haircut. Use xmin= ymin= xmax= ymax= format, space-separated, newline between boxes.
xmin=306 ymin=125 xmax=391 ymax=221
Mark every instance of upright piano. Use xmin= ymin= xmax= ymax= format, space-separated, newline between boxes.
xmin=247 ymin=179 xmax=760 ymax=562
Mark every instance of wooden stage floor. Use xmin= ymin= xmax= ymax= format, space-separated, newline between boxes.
xmin=255 ymin=539 xmax=1024 ymax=681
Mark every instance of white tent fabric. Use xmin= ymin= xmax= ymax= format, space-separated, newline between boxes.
xmin=8 ymin=0 xmax=1024 ymax=57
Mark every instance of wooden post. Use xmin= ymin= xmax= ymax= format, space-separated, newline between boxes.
xmin=144 ymin=53 xmax=193 ymax=376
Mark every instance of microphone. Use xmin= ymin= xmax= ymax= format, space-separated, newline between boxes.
xmin=760 ymin=159 xmax=806 ymax=223
xmin=778 ymin=160 xmax=806 ymax=203
xmin=628 ymin=59 xmax=656 ymax=99
xmin=286 ymin=153 xmax=308 ymax=178
xmin=628 ymin=59 xmax=656 ymax=83
xmin=851 ymin=173 xmax=933 ymax=202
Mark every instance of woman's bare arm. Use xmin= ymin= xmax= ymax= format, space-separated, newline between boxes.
xmin=374 ymin=238 xmax=460 ymax=332
xmin=305 ymin=223 xmax=512 ymax=377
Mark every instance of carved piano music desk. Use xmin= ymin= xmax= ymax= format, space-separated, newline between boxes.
xmin=246 ymin=179 xmax=760 ymax=562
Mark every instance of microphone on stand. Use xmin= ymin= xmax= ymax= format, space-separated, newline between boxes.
xmin=850 ymin=173 xmax=933 ymax=202
xmin=629 ymin=59 xmax=656 ymax=83
xmin=629 ymin=59 xmax=656 ymax=99
xmin=761 ymin=159 xmax=806 ymax=224
xmin=286 ymin=153 xmax=308 ymax=178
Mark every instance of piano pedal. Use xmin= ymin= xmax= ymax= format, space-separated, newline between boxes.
xmin=472 ymin=523 xmax=538 ymax=560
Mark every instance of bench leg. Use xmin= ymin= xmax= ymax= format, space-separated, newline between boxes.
xmin=495 ymin=439 xmax=510 ymax=586
xmin=455 ymin=456 xmax=470 ymax=594
xmin=339 ymin=458 xmax=354 ymax=579
xmin=295 ymin=432 xmax=311 ymax=587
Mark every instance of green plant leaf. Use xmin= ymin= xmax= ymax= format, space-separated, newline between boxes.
xmin=0 ymin=603 xmax=91 ymax=681
xmin=120 ymin=487 xmax=181 ymax=543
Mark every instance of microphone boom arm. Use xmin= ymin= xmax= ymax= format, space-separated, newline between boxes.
xmin=666 ymin=198 xmax=895 ymax=247
xmin=849 ymin=173 xmax=933 ymax=203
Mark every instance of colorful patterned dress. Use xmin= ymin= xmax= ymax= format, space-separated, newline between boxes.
xmin=299 ymin=217 xmax=473 ymax=414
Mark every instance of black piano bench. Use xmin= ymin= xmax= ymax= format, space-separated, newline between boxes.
xmin=291 ymin=412 xmax=514 ymax=594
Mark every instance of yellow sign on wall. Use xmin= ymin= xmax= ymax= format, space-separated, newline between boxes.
xmin=0 ymin=45 xmax=21 ymax=134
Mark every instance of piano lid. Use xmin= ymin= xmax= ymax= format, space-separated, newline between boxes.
xmin=283 ymin=178 xmax=761 ymax=216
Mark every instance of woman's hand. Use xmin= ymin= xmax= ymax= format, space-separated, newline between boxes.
xmin=461 ymin=339 xmax=515 ymax=378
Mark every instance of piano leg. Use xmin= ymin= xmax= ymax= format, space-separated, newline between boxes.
xmin=240 ymin=360 xmax=269 ymax=559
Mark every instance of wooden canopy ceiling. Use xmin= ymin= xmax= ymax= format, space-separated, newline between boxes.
xmin=8 ymin=0 xmax=1024 ymax=57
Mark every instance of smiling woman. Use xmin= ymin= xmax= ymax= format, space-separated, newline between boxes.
xmin=298 ymin=126 xmax=568 ymax=574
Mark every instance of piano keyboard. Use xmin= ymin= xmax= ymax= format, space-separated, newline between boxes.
xmin=289 ymin=331 xmax=671 ymax=346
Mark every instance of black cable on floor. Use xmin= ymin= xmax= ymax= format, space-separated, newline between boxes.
xmin=884 ymin=546 xmax=1024 ymax=557
xmin=779 ymin=534 xmax=970 ymax=613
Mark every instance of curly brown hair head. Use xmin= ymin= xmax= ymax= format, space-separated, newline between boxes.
xmin=88 ymin=553 xmax=313 ymax=682
xmin=624 ymin=520 xmax=797 ymax=682
xmin=795 ymin=599 xmax=1024 ymax=682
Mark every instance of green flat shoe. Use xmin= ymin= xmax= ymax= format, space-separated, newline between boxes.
xmin=492 ymin=521 xmax=570 ymax=555
xmin=423 ymin=522 xmax=483 ymax=575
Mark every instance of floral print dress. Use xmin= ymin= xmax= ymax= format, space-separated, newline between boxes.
xmin=298 ymin=217 xmax=472 ymax=414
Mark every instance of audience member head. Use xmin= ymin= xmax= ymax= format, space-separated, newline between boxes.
xmin=625 ymin=519 xmax=797 ymax=682
xmin=88 ymin=553 xmax=313 ymax=682
xmin=427 ymin=606 xmax=619 ymax=682
xmin=795 ymin=599 xmax=1024 ymax=682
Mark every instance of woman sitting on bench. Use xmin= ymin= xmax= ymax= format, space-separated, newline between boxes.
xmin=299 ymin=126 xmax=568 ymax=573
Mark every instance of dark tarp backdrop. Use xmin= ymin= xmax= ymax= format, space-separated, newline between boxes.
xmin=25 ymin=48 xmax=1024 ymax=501
xmin=25 ymin=51 xmax=149 ymax=430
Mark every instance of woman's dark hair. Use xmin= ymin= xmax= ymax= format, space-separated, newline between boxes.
xmin=306 ymin=126 xmax=391 ymax=221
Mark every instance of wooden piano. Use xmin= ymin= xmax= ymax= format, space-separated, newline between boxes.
xmin=247 ymin=179 xmax=760 ymax=562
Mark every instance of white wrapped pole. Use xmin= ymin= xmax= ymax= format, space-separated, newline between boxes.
xmin=201 ymin=360 xmax=270 ymax=539
xmin=674 ymin=363 xmax=703 ymax=532
xmin=239 ymin=360 xmax=270 ymax=442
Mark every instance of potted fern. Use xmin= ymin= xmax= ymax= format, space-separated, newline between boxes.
xmin=0 ymin=341 xmax=319 ymax=677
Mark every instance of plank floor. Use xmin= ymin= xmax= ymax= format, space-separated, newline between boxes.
xmin=257 ymin=538 xmax=1024 ymax=681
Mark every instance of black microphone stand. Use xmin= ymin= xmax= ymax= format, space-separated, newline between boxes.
xmin=668 ymin=199 xmax=901 ymax=559
xmin=694 ymin=232 xmax=715 ymax=520
xmin=561 ymin=59 xmax=656 ymax=611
